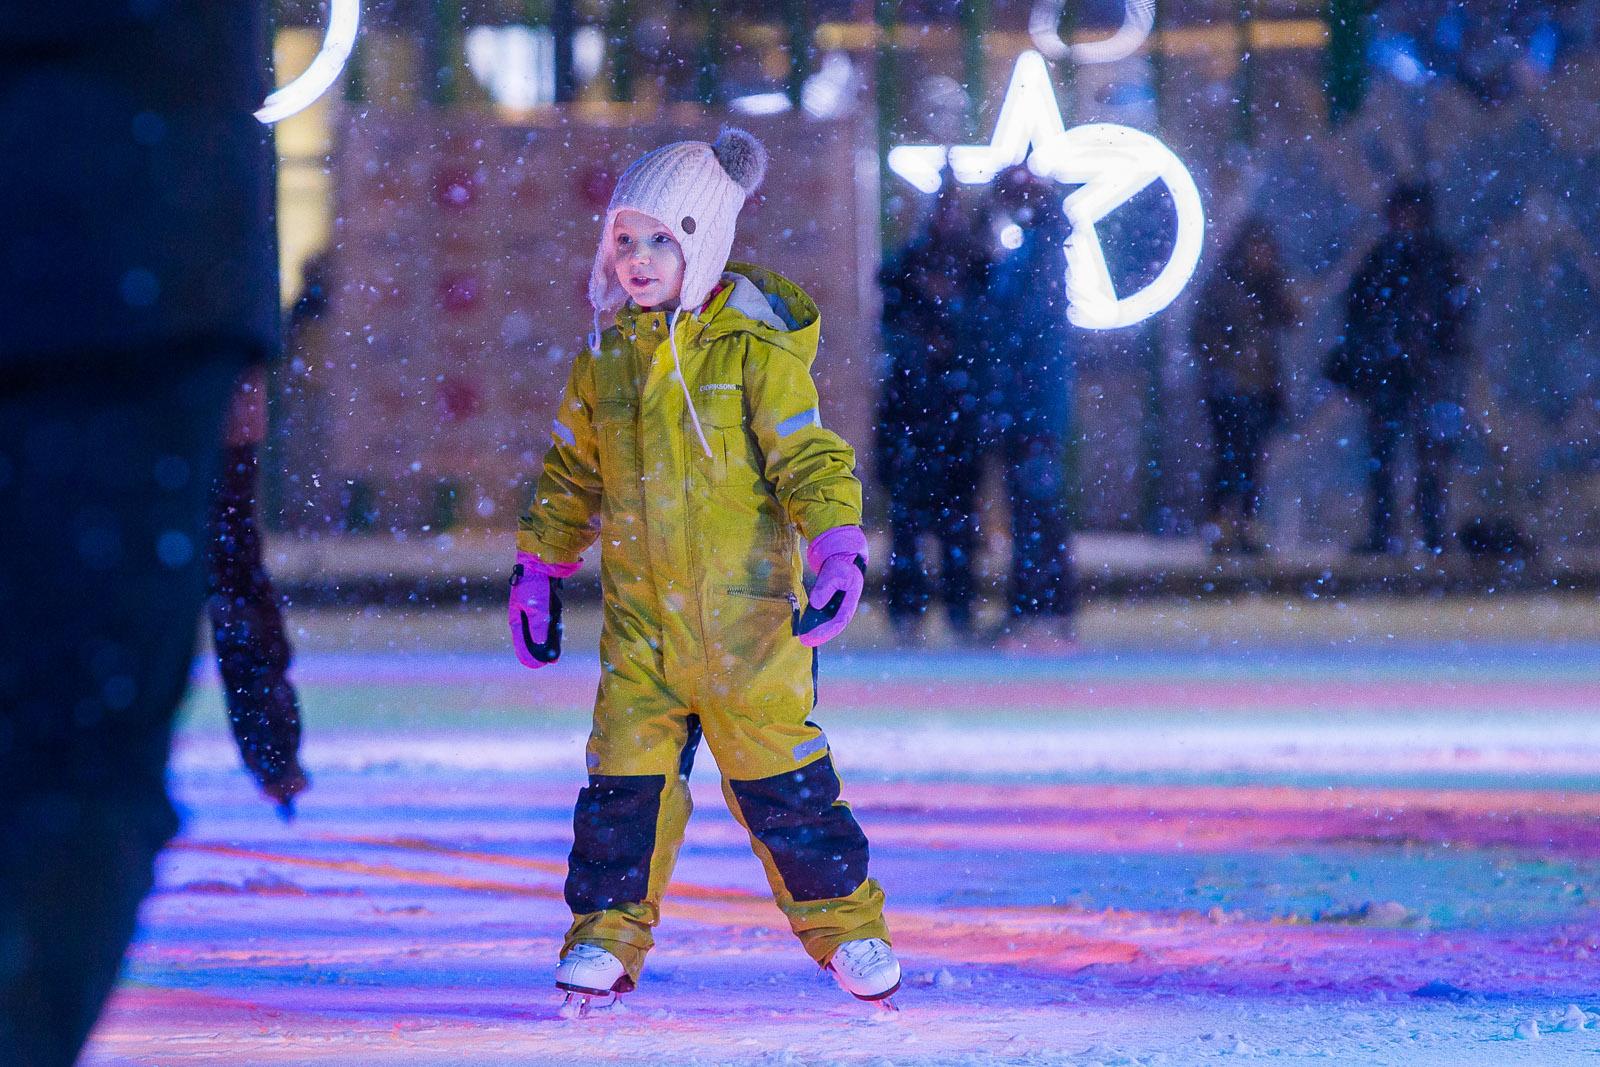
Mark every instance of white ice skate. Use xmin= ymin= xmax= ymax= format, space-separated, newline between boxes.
xmin=827 ymin=938 xmax=902 ymax=1011
xmin=555 ymin=943 xmax=632 ymax=1018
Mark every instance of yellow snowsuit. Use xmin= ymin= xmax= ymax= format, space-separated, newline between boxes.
xmin=518 ymin=264 xmax=889 ymax=982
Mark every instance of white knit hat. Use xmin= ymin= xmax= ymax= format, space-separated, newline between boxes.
xmin=587 ymin=126 xmax=768 ymax=324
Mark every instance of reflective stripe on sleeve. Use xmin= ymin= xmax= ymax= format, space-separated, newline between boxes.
xmin=791 ymin=732 xmax=829 ymax=762
xmin=775 ymin=407 xmax=821 ymax=438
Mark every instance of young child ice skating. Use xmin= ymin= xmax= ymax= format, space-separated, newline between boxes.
xmin=509 ymin=127 xmax=898 ymax=1013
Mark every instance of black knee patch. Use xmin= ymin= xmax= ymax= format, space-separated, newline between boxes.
xmin=565 ymin=774 xmax=664 ymax=913
xmin=728 ymin=755 xmax=869 ymax=903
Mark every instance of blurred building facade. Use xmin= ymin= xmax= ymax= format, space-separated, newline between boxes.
xmin=268 ymin=0 xmax=1600 ymax=559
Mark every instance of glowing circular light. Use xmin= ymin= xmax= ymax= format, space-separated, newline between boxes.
xmin=256 ymin=0 xmax=361 ymax=125
xmin=1029 ymin=0 xmax=1157 ymax=66
xmin=1028 ymin=123 xmax=1204 ymax=330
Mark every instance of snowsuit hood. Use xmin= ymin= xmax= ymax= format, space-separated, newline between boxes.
xmin=693 ymin=264 xmax=820 ymax=360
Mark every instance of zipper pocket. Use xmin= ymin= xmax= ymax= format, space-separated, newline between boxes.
xmin=725 ymin=587 xmax=797 ymax=604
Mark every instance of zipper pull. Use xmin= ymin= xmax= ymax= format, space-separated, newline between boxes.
xmin=786 ymin=591 xmax=802 ymax=638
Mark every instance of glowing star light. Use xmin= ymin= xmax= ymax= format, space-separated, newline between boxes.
xmin=887 ymin=50 xmax=1204 ymax=331
xmin=256 ymin=0 xmax=361 ymax=124
xmin=887 ymin=50 xmax=1065 ymax=194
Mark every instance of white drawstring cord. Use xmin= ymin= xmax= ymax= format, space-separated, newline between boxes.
xmin=669 ymin=306 xmax=714 ymax=458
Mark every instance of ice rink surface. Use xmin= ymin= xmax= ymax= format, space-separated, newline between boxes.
xmin=83 ymin=596 xmax=1600 ymax=1065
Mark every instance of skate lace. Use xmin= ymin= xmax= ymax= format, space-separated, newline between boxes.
xmin=837 ymin=939 xmax=891 ymax=974
xmin=568 ymin=944 xmax=614 ymax=965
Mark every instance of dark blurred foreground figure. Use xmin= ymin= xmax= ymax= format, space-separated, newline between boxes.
xmin=875 ymin=180 xmax=989 ymax=643
xmin=978 ymin=166 xmax=1078 ymax=650
xmin=1191 ymin=220 xmax=1295 ymax=554
xmin=208 ymin=370 xmax=307 ymax=812
xmin=0 ymin=7 xmax=277 ymax=1065
xmin=1328 ymin=183 xmax=1470 ymax=555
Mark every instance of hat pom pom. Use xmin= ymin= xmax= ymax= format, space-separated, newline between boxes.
xmin=712 ymin=126 xmax=767 ymax=195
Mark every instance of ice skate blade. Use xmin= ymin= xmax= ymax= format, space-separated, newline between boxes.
xmin=558 ymin=990 xmax=619 ymax=1019
xmin=556 ymin=979 xmax=617 ymax=998
xmin=848 ymin=977 xmax=902 ymax=1004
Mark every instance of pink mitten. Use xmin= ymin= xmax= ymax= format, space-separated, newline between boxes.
xmin=798 ymin=526 xmax=869 ymax=648
xmin=509 ymin=550 xmax=581 ymax=669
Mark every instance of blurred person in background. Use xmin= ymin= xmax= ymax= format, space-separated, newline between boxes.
xmin=875 ymin=176 xmax=990 ymax=645
xmin=1191 ymin=219 xmax=1295 ymax=555
xmin=1328 ymin=182 xmax=1471 ymax=556
xmin=0 ymin=6 xmax=277 ymax=1064
xmin=977 ymin=165 xmax=1078 ymax=651
xmin=272 ymin=251 xmax=336 ymax=527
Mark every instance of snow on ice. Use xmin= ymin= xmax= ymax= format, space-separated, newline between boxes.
xmin=82 ymin=603 xmax=1600 ymax=1065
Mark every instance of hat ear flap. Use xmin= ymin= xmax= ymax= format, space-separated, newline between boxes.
xmin=588 ymin=207 xmax=626 ymax=318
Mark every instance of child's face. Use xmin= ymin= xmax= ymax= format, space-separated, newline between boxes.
xmin=612 ymin=209 xmax=685 ymax=310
